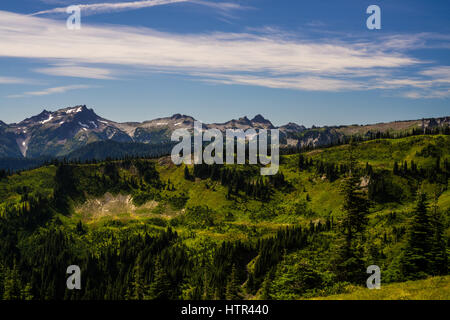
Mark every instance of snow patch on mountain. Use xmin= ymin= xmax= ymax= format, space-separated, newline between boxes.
xmin=40 ymin=115 xmax=53 ymax=124
xmin=66 ymin=107 xmax=83 ymax=114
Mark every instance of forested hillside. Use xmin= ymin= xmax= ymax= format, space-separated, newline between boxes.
xmin=0 ymin=135 xmax=448 ymax=300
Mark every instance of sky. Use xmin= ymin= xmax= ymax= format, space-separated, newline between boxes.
xmin=0 ymin=0 xmax=449 ymax=127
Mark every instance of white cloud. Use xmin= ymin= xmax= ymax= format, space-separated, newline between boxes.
xmin=190 ymin=0 xmax=248 ymax=18
xmin=393 ymin=66 xmax=450 ymax=98
xmin=198 ymin=73 xmax=365 ymax=91
xmin=31 ymin=0 xmax=188 ymax=16
xmin=420 ymin=66 xmax=450 ymax=83
xmin=7 ymin=84 xmax=94 ymax=98
xmin=401 ymin=90 xmax=450 ymax=99
xmin=0 ymin=76 xmax=28 ymax=84
xmin=34 ymin=64 xmax=116 ymax=79
xmin=31 ymin=0 xmax=246 ymax=17
xmin=0 ymin=10 xmax=449 ymax=97
xmin=0 ymin=11 xmax=418 ymax=75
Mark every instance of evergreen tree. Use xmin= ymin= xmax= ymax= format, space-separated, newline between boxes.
xmin=393 ymin=161 xmax=399 ymax=175
xmin=202 ymin=272 xmax=212 ymax=300
xmin=335 ymin=141 xmax=370 ymax=283
xmin=401 ymin=193 xmax=434 ymax=280
xmin=225 ymin=264 xmax=241 ymax=300
xmin=147 ymin=258 xmax=171 ymax=300
xmin=131 ymin=258 xmax=145 ymax=300
xmin=429 ymin=195 xmax=448 ymax=276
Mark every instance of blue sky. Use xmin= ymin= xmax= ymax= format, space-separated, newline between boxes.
xmin=0 ymin=0 xmax=449 ymax=127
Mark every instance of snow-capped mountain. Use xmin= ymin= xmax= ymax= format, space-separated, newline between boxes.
xmin=8 ymin=106 xmax=132 ymax=158
xmin=0 ymin=105 xmax=449 ymax=159
xmin=0 ymin=106 xmax=292 ymax=158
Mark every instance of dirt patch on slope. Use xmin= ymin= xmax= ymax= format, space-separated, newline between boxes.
xmin=76 ymin=192 xmax=158 ymax=220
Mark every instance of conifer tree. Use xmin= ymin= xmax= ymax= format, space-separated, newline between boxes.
xmin=131 ymin=259 xmax=145 ymax=300
xmin=393 ymin=161 xmax=399 ymax=175
xmin=225 ymin=264 xmax=240 ymax=300
xmin=401 ymin=193 xmax=434 ymax=280
xmin=147 ymin=257 xmax=171 ymax=300
xmin=335 ymin=141 xmax=370 ymax=283
xmin=202 ymin=273 xmax=212 ymax=300
xmin=429 ymin=191 xmax=448 ymax=275
xmin=430 ymin=209 xmax=448 ymax=275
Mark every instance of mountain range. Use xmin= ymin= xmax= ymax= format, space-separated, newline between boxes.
xmin=0 ymin=105 xmax=449 ymax=159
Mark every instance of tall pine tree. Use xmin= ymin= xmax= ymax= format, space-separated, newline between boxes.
xmin=401 ymin=193 xmax=433 ymax=280
xmin=146 ymin=257 xmax=171 ymax=300
xmin=225 ymin=264 xmax=241 ymax=300
xmin=334 ymin=141 xmax=370 ymax=283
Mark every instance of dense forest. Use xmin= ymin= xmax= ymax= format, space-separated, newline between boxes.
xmin=0 ymin=134 xmax=448 ymax=300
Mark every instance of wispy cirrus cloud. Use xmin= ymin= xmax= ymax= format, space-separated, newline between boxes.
xmin=31 ymin=0 xmax=246 ymax=17
xmin=195 ymin=72 xmax=366 ymax=92
xmin=32 ymin=0 xmax=188 ymax=16
xmin=0 ymin=76 xmax=29 ymax=84
xmin=0 ymin=11 xmax=419 ymax=74
xmin=420 ymin=66 xmax=450 ymax=82
xmin=1 ymin=10 xmax=449 ymax=98
xmin=7 ymin=84 xmax=94 ymax=98
xmin=397 ymin=66 xmax=450 ymax=99
xmin=34 ymin=64 xmax=116 ymax=79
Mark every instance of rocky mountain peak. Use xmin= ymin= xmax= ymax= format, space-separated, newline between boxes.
xmin=57 ymin=105 xmax=89 ymax=115
xmin=20 ymin=109 xmax=52 ymax=124
xmin=171 ymin=113 xmax=189 ymax=120
xmin=237 ymin=116 xmax=251 ymax=124
xmin=1 ymin=105 xmax=448 ymax=159
xmin=251 ymin=114 xmax=266 ymax=123
xmin=250 ymin=114 xmax=274 ymax=128
xmin=281 ymin=122 xmax=306 ymax=131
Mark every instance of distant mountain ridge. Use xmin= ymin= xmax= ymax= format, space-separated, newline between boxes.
xmin=0 ymin=105 xmax=449 ymax=159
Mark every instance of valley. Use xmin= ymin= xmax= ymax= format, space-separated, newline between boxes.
xmin=0 ymin=134 xmax=448 ymax=300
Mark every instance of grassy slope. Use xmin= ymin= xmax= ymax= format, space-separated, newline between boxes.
xmin=0 ymin=165 xmax=56 ymax=213
xmin=311 ymin=276 xmax=450 ymax=300
xmin=307 ymin=135 xmax=450 ymax=169
xmin=1 ymin=135 xmax=449 ymax=240
xmin=0 ymin=134 xmax=448 ymax=299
